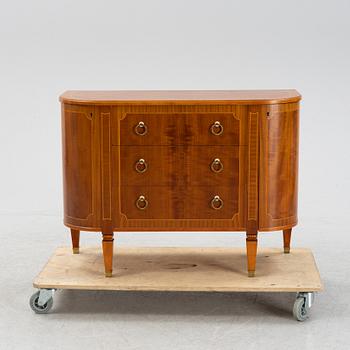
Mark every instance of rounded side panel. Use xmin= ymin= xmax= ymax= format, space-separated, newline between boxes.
xmin=259 ymin=102 xmax=299 ymax=231
xmin=62 ymin=103 xmax=102 ymax=230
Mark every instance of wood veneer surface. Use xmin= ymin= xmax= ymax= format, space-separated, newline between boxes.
xmin=60 ymin=90 xmax=301 ymax=105
xmin=61 ymin=91 xmax=301 ymax=277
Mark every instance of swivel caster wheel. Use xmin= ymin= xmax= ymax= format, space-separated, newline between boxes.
xmin=293 ymin=292 xmax=314 ymax=321
xmin=29 ymin=289 xmax=55 ymax=314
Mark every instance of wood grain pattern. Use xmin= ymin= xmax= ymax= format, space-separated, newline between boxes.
xmin=62 ymin=109 xmax=93 ymax=219
xmin=100 ymin=110 xmax=112 ymax=220
xmin=117 ymin=113 xmax=242 ymax=146
xmin=61 ymin=90 xmax=301 ymax=277
xmin=283 ymin=228 xmax=292 ymax=253
xmin=119 ymin=186 xmax=239 ymax=220
xmin=259 ymin=103 xmax=299 ymax=231
xmin=119 ymin=145 xmax=242 ymax=187
xmin=102 ymin=231 xmax=114 ymax=277
xmin=70 ymin=229 xmax=80 ymax=254
xmin=60 ymin=90 xmax=301 ymax=105
xmin=246 ymin=231 xmax=258 ymax=277
xmin=244 ymin=107 xmax=260 ymax=276
xmin=33 ymin=247 xmax=322 ymax=292
xmin=247 ymin=109 xmax=259 ymax=222
xmin=62 ymin=104 xmax=101 ymax=229
xmin=109 ymin=103 xmax=249 ymax=231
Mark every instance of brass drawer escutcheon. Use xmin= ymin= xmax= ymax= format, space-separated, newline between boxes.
xmin=210 ymin=158 xmax=224 ymax=173
xmin=134 ymin=121 xmax=148 ymax=136
xmin=211 ymin=195 xmax=223 ymax=210
xmin=135 ymin=158 xmax=148 ymax=173
xmin=136 ymin=195 xmax=148 ymax=210
xmin=210 ymin=121 xmax=223 ymax=136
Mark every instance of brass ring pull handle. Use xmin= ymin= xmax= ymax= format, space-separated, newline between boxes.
xmin=211 ymin=195 xmax=223 ymax=210
xmin=135 ymin=158 xmax=148 ymax=173
xmin=210 ymin=121 xmax=223 ymax=136
xmin=210 ymin=158 xmax=224 ymax=173
xmin=134 ymin=121 xmax=148 ymax=136
xmin=136 ymin=195 xmax=148 ymax=210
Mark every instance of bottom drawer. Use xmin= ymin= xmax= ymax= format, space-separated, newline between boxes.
xmin=120 ymin=186 xmax=239 ymax=220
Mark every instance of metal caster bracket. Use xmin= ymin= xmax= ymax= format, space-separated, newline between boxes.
xmin=297 ymin=292 xmax=315 ymax=309
xmin=37 ymin=289 xmax=56 ymax=306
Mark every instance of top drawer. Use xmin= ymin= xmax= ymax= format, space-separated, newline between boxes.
xmin=112 ymin=112 xmax=244 ymax=146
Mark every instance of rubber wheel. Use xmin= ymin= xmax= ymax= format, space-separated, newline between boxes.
xmin=29 ymin=291 xmax=53 ymax=314
xmin=293 ymin=297 xmax=308 ymax=321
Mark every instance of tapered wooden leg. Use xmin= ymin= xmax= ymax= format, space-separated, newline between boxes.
xmin=70 ymin=229 xmax=80 ymax=254
xmin=246 ymin=230 xmax=258 ymax=277
xmin=283 ymin=228 xmax=292 ymax=253
xmin=102 ymin=231 xmax=114 ymax=277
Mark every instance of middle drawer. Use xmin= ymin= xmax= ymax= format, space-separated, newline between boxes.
xmin=115 ymin=145 xmax=242 ymax=187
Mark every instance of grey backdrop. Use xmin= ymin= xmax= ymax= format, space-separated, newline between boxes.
xmin=0 ymin=1 xmax=349 ymax=349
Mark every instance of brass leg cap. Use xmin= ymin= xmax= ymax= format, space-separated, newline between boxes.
xmin=284 ymin=247 xmax=290 ymax=254
xmin=105 ymin=272 xmax=112 ymax=278
xmin=73 ymin=248 xmax=79 ymax=254
xmin=248 ymin=271 xmax=255 ymax=277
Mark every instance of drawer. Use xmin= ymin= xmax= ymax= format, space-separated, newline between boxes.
xmin=114 ymin=113 xmax=242 ymax=146
xmin=184 ymin=186 xmax=238 ymax=219
xmin=185 ymin=146 xmax=242 ymax=186
xmin=118 ymin=146 xmax=177 ymax=186
xmin=116 ymin=146 xmax=244 ymax=187
xmin=120 ymin=186 xmax=238 ymax=220
xmin=120 ymin=186 xmax=178 ymax=219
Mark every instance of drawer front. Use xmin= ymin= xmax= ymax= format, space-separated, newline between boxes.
xmin=185 ymin=146 xmax=241 ymax=186
xmin=183 ymin=186 xmax=238 ymax=219
xmin=120 ymin=186 xmax=238 ymax=220
xmin=120 ymin=186 xmax=176 ymax=219
xmin=118 ymin=146 xmax=243 ymax=187
xmin=119 ymin=146 xmax=177 ymax=186
xmin=115 ymin=113 xmax=242 ymax=146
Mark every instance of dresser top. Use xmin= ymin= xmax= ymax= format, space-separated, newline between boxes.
xmin=60 ymin=90 xmax=301 ymax=105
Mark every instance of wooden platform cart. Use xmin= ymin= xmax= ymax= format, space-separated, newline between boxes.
xmin=30 ymin=246 xmax=322 ymax=321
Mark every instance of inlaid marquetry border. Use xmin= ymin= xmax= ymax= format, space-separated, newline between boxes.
xmin=118 ymin=113 xmax=240 ymax=223
xmin=259 ymin=103 xmax=299 ymax=230
xmin=101 ymin=112 xmax=112 ymax=220
xmin=247 ymin=112 xmax=259 ymax=221
xmin=110 ymin=105 xmax=248 ymax=230
xmin=64 ymin=110 xmax=95 ymax=222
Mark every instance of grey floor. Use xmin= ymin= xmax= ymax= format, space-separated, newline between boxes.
xmin=0 ymin=213 xmax=349 ymax=350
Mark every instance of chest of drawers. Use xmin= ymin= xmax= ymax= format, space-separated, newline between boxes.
xmin=60 ymin=90 xmax=301 ymax=277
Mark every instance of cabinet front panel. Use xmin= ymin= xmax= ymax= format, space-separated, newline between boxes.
xmin=112 ymin=144 xmax=247 ymax=230
xmin=259 ymin=103 xmax=299 ymax=230
xmin=115 ymin=112 xmax=242 ymax=146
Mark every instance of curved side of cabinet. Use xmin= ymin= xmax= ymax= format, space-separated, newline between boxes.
xmin=259 ymin=102 xmax=299 ymax=231
xmin=61 ymin=103 xmax=102 ymax=230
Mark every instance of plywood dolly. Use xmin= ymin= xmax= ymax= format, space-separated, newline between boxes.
xmin=29 ymin=247 xmax=322 ymax=321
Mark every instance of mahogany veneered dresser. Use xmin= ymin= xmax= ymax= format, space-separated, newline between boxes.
xmin=60 ymin=90 xmax=301 ymax=277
